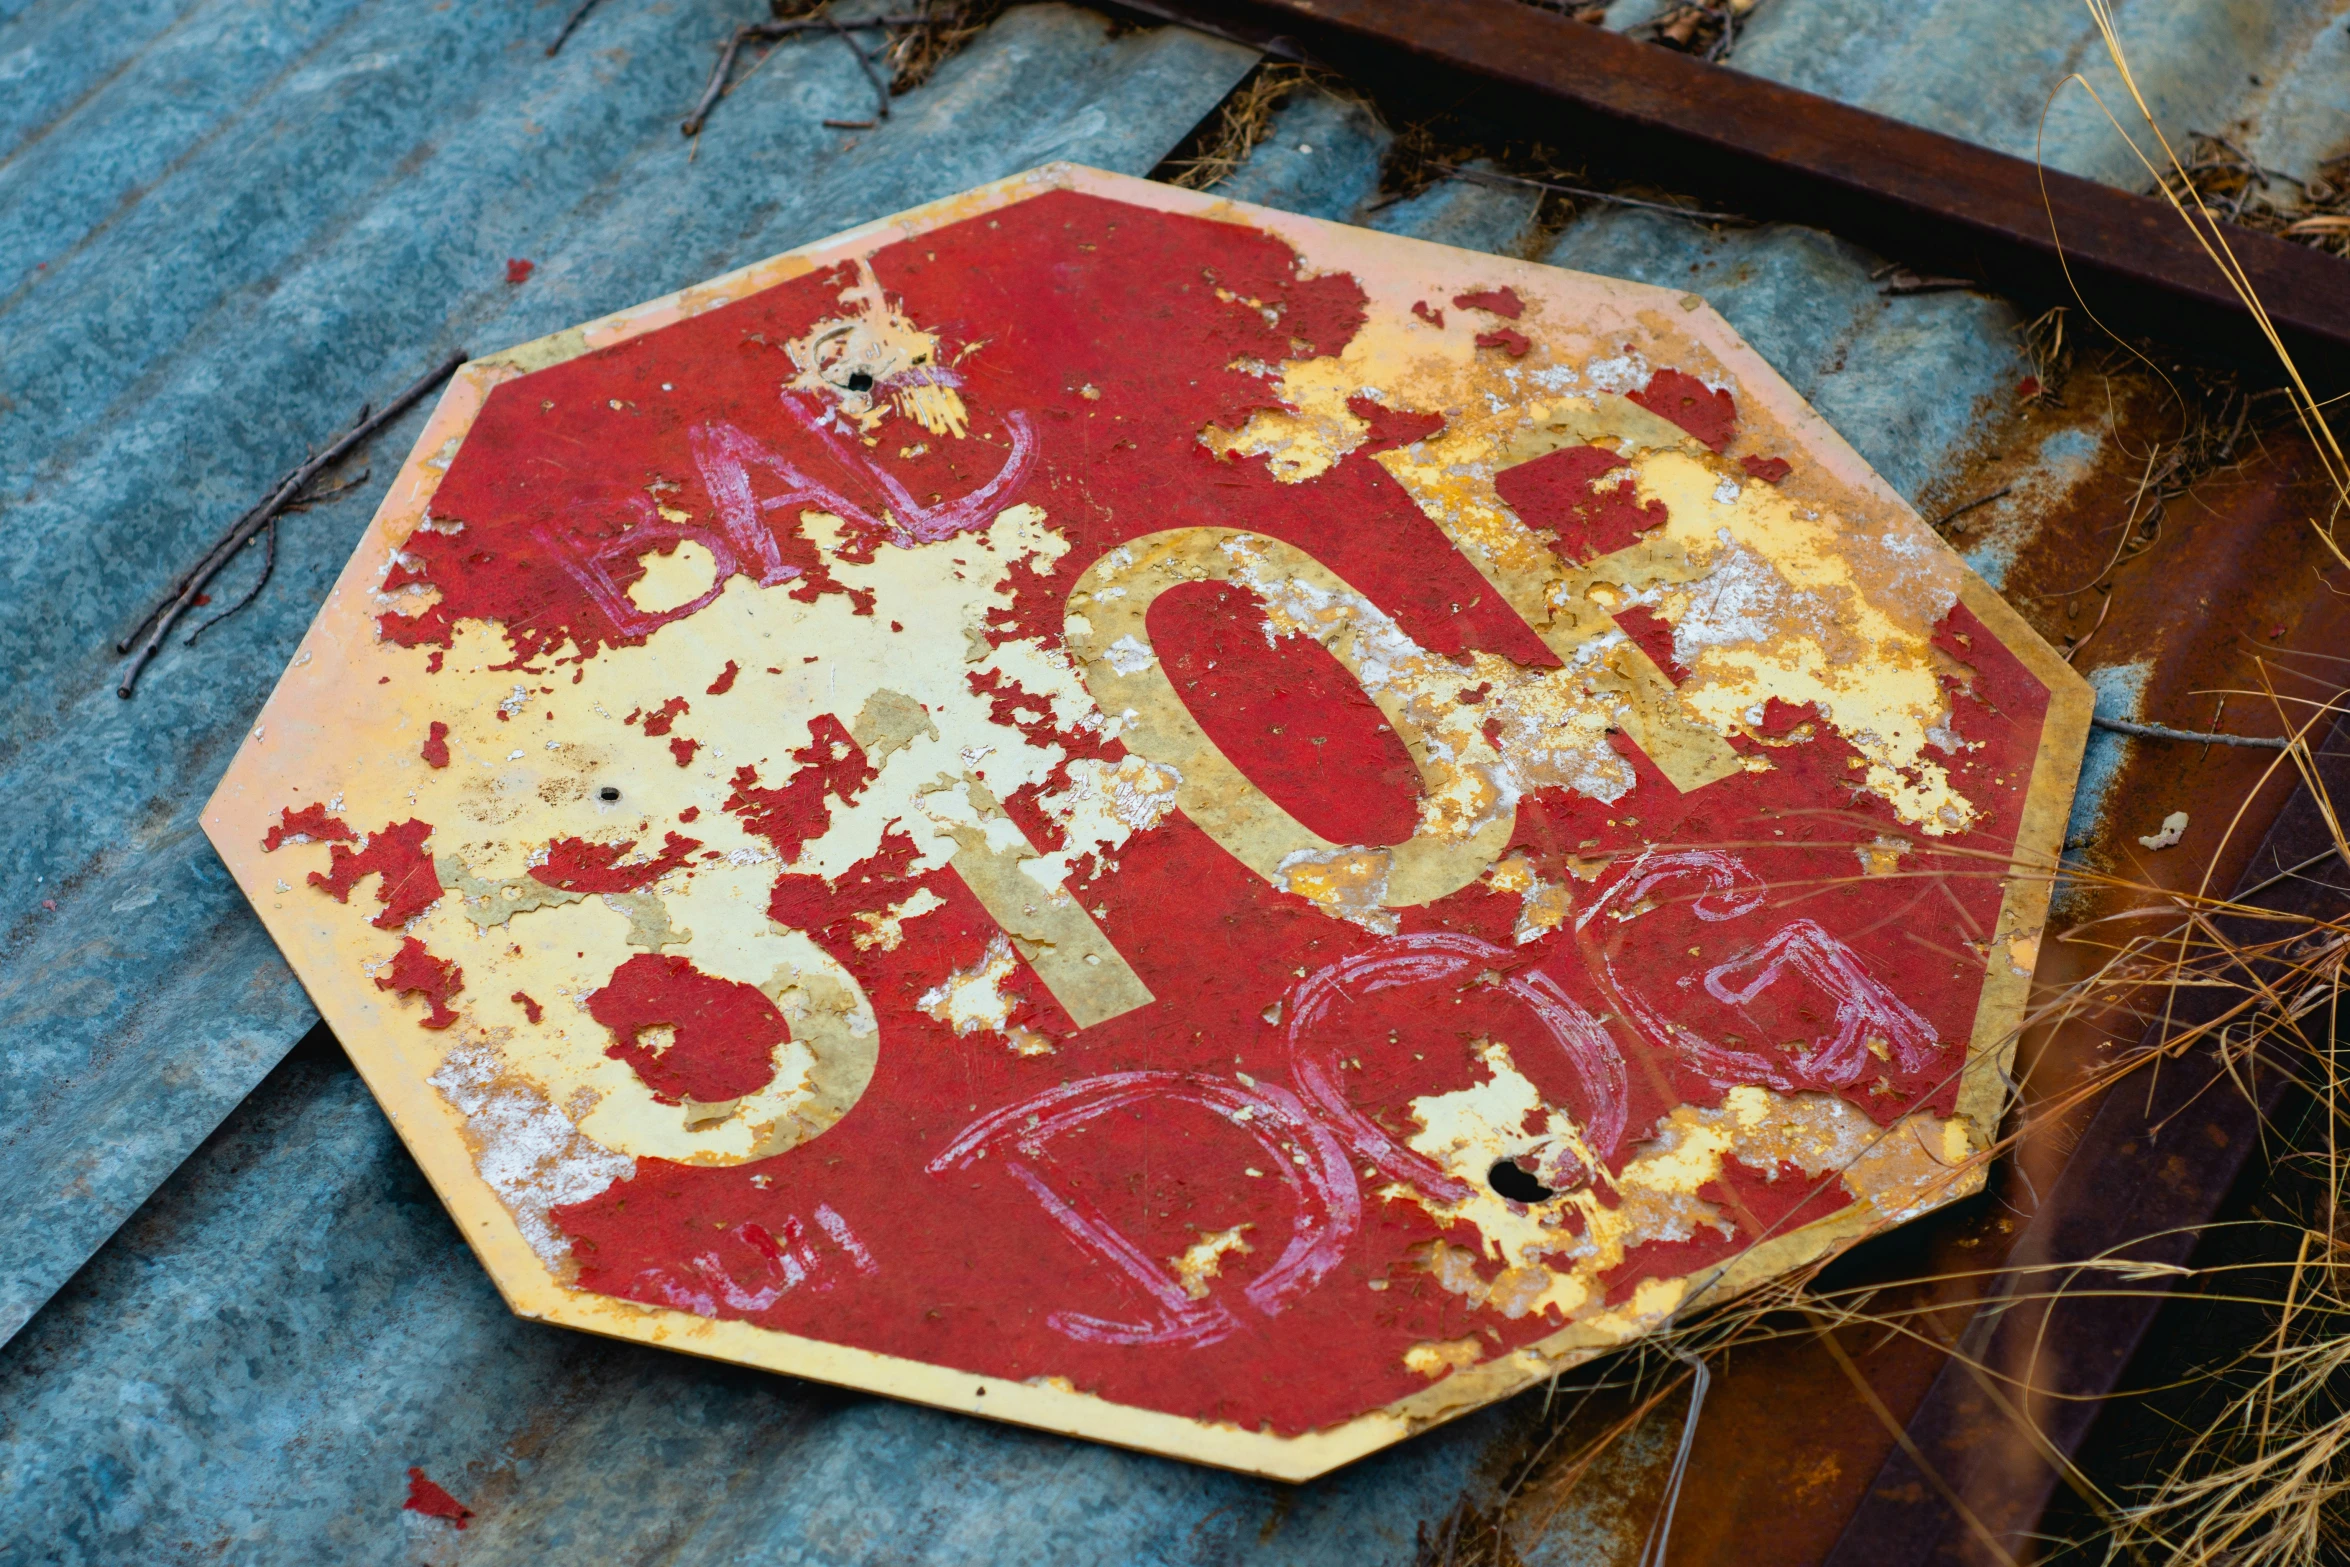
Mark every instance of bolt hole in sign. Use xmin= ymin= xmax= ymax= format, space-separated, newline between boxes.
xmin=206 ymin=165 xmax=2088 ymax=1479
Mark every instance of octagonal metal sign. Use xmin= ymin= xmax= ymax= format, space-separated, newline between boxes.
xmin=204 ymin=164 xmax=2089 ymax=1478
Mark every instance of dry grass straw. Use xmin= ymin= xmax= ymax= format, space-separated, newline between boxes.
xmin=1160 ymin=63 xmax=1324 ymax=192
xmin=2151 ymin=135 xmax=2350 ymax=263
xmin=2043 ymin=10 xmax=2350 ymax=1559
xmin=876 ymin=0 xmax=1002 ymax=95
xmin=2052 ymin=3 xmax=2350 ymax=555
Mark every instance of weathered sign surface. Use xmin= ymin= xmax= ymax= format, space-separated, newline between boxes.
xmin=203 ymin=164 xmax=2088 ymax=1478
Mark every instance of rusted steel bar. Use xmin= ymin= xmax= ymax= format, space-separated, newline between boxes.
xmin=1823 ymin=715 xmax=2350 ymax=1565
xmin=1115 ymin=0 xmax=2350 ymax=383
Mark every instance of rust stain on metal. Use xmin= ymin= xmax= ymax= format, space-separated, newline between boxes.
xmin=202 ymin=164 xmax=2087 ymax=1479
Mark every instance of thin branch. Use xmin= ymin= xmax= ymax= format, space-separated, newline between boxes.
xmin=545 ymin=0 xmax=604 ymax=56
xmin=828 ymin=14 xmax=892 ymax=120
xmin=116 ymin=350 xmax=466 ymax=698
xmin=1931 ymin=485 xmax=2013 ymax=530
xmin=681 ymin=28 xmax=748 ymax=136
xmin=681 ymin=12 xmax=948 ymax=136
xmin=2092 ymin=714 xmax=2293 ymax=750
xmin=184 ymin=518 xmax=278 ymax=645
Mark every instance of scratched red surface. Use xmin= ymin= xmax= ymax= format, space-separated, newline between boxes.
xmin=384 ymin=191 xmax=2045 ymax=1434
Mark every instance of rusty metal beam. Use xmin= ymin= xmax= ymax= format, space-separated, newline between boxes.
xmin=1117 ymin=0 xmax=2350 ymax=385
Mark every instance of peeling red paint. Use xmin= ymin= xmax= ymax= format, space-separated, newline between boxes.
xmin=1473 ymin=328 xmax=1531 ymax=358
xmin=377 ymin=601 xmax=455 ymax=651
xmin=392 ymin=194 xmax=1368 ymax=671
xmin=669 ymin=736 xmax=699 ymax=768
xmin=309 ymin=819 xmax=442 ymax=929
xmin=420 ymin=721 xmax=451 ymax=769
xmin=707 ymin=660 xmax=740 ymax=695
xmin=1451 ymin=286 xmax=1524 ymax=319
xmin=765 ymin=823 xmax=926 ymax=946
xmin=1345 ymin=394 xmax=1446 ymax=453
xmin=262 ymin=803 xmax=356 ymax=852
xmin=1494 ymin=445 xmax=1669 ymax=562
xmin=964 ymin=666 xmax=1119 ymax=855
xmin=1602 ymin=1158 xmax=1852 ymax=1308
xmin=1630 ymin=367 xmax=1737 ymax=451
xmin=1739 ymin=454 xmax=1793 ymax=485
xmin=530 ymin=831 xmax=702 ymax=894
xmin=1411 ymin=300 xmax=1444 ymax=327
xmin=1277 ymin=271 xmax=1369 ymax=359
xmin=402 ymin=1466 xmax=473 ymax=1527
xmin=512 ymin=991 xmax=545 ymax=1024
xmin=724 ymin=715 xmax=875 ymax=862
xmin=377 ymin=937 xmax=462 ymax=1029
xmin=587 ymin=952 xmax=787 ymax=1103
xmin=640 ymin=696 xmax=690 ymax=737
xmin=1612 ymin=603 xmax=1688 ymax=681
xmin=504 ymin=257 xmax=535 ymax=285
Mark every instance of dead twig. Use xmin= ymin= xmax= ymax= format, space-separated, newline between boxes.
xmin=878 ymin=0 xmax=1001 ymax=93
xmin=2092 ymin=715 xmax=2294 ymax=751
xmin=2018 ymin=305 xmax=2071 ymax=401
xmin=178 ymin=466 xmax=372 ymax=647
xmin=1931 ymin=485 xmax=2013 ymax=532
xmin=1625 ymin=0 xmax=1761 ymax=62
xmin=826 ymin=13 xmax=892 ymax=121
xmin=679 ymin=11 xmax=948 ymax=137
xmin=1879 ymin=267 xmax=1978 ymax=295
xmin=115 ymin=351 xmax=466 ymax=699
xmin=681 ymin=29 xmax=749 ymax=136
xmin=2151 ymin=133 xmax=2350 ymax=261
xmin=545 ymin=0 xmax=605 ymax=56
xmin=184 ymin=518 xmax=278 ymax=646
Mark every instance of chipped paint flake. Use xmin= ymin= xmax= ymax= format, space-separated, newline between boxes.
xmin=1403 ymin=1337 xmax=1486 ymax=1378
xmin=430 ymin=1041 xmax=634 ymax=1270
xmin=919 ymin=931 xmax=1022 ymax=1039
xmin=1170 ymin=1225 xmax=1255 ymax=1300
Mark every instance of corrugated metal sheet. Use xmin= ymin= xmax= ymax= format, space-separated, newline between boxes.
xmin=3 ymin=0 xmax=2345 ymax=1559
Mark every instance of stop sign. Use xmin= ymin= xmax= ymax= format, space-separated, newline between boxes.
xmin=207 ymin=164 xmax=2088 ymax=1477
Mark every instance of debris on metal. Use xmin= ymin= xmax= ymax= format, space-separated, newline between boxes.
xmin=204 ymin=164 xmax=2086 ymax=1475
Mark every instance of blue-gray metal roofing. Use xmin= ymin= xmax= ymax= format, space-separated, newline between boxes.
xmin=1 ymin=1 xmax=2342 ymax=1561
